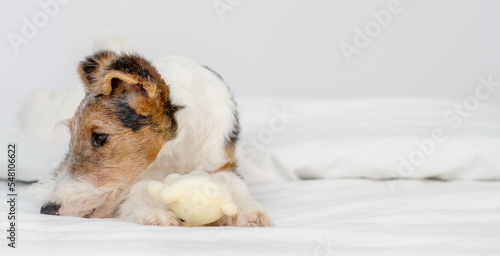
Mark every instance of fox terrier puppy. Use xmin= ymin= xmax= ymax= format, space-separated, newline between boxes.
xmin=37 ymin=51 xmax=272 ymax=227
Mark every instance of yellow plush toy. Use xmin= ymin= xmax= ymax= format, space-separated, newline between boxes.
xmin=147 ymin=171 xmax=238 ymax=226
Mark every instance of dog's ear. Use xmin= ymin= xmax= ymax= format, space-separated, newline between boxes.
xmin=78 ymin=52 xmax=167 ymax=116
xmin=77 ymin=51 xmax=118 ymax=93
xmin=103 ymin=72 xmax=163 ymax=116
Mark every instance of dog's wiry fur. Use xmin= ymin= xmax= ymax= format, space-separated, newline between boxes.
xmin=37 ymin=51 xmax=272 ymax=226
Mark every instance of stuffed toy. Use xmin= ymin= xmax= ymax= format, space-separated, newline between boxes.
xmin=147 ymin=171 xmax=238 ymax=226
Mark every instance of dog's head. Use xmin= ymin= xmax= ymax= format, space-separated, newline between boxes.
xmin=40 ymin=51 xmax=179 ymax=218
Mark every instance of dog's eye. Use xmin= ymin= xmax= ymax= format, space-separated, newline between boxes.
xmin=91 ymin=132 xmax=108 ymax=147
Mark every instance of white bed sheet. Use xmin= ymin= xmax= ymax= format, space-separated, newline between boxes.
xmin=1 ymin=179 xmax=499 ymax=255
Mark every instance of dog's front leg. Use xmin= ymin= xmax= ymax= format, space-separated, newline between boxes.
xmin=116 ymin=180 xmax=180 ymax=226
xmin=211 ymin=171 xmax=273 ymax=227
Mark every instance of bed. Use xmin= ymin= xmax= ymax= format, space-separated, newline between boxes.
xmin=1 ymin=97 xmax=500 ymax=255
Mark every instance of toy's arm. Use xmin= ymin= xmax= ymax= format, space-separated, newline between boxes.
xmin=221 ymin=202 xmax=238 ymax=216
xmin=147 ymin=181 xmax=179 ymax=204
xmin=146 ymin=181 xmax=164 ymax=202
xmin=158 ymin=187 xmax=178 ymax=203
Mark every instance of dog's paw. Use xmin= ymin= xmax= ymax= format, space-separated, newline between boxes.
xmin=118 ymin=205 xmax=180 ymax=226
xmin=140 ymin=210 xmax=180 ymax=226
xmin=117 ymin=180 xmax=180 ymax=226
xmin=217 ymin=207 xmax=273 ymax=227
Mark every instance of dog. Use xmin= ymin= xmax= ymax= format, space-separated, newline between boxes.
xmin=36 ymin=51 xmax=272 ymax=227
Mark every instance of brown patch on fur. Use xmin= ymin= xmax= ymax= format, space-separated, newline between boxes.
xmin=209 ymin=145 xmax=237 ymax=174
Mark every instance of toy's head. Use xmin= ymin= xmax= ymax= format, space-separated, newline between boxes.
xmin=147 ymin=171 xmax=237 ymax=226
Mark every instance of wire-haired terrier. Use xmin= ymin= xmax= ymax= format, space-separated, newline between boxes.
xmin=37 ymin=51 xmax=272 ymax=227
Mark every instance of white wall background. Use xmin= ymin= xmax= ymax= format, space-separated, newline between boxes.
xmin=1 ymin=0 xmax=500 ymax=125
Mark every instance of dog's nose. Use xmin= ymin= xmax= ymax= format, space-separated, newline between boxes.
xmin=40 ymin=202 xmax=61 ymax=215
